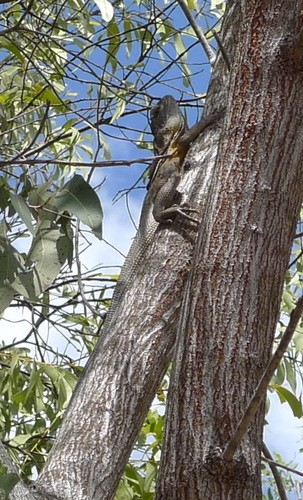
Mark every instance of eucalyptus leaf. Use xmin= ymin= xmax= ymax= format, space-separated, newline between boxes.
xmin=26 ymin=221 xmax=65 ymax=293
xmin=10 ymin=193 xmax=35 ymax=235
xmin=0 ymin=236 xmax=25 ymax=314
xmin=271 ymin=384 xmax=303 ymax=418
xmin=54 ymin=175 xmax=103 ymax=240
xmin=0 ymin=472 xmax=20 ymax=498
xmin=93 ymin=0 xmax=114 ymax=22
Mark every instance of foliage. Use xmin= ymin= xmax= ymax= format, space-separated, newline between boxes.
xmin=0 ymin=465 xmax=19 ymax=500
xmin=0 ymin=0 xmax=302 ymax=498
xmin=262 ymin=453 xmax=297 ymax=499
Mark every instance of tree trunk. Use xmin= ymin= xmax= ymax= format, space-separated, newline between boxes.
xmin=23 ymin=1 xmax=303 ymax=499
xmin=156 ymin=1 xmax=303 ymax=499
xmin=33 ymin=81 xmax=225 ymax=500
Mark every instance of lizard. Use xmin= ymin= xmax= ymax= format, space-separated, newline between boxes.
xmin=32 ymin=98 xmax=224 ymax=499
xmin=102 ymin=95 xmax=224 ymax=328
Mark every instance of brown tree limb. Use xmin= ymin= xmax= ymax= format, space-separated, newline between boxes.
xmin=0 ymin=440 xmax=35 ymax=500
xmin=177 ymin=0 xmax=216 ymax=65
xmin=262 ymin=443 xmax=303 ymax=478
xmin=0 ymin=154 xmax=167 ymax=169
xmin=262 ymin=442 xmax=288 ymax=500
xmin=212 ymin=30 xmax=231 ymax=71
xmin=223 ymin=296 xmax=303 ymax=461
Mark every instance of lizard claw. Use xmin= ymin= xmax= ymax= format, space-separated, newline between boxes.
xmin=180 ymin=202 xmax=199 ymax=215
xmin=173 ymin=204 xmax=200 ymax=224
xmin=156 ymin=204 xmax=199 ymax=224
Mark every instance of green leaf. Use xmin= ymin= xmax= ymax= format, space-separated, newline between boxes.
xmin=30 ymin=84 xmax=68 ymax=111
xmin=0 ymin=180 xmax=10 ymax=209
xmin=9 ymin=434 xmax=32 ymax=446
xmin=0 ymin=236 xmax=26 ymax=314
xmin=267 ymin=487 xmax=274 ymax=500
xmin=275 ymin=362 xmax=285 ymax=385
xmin=124 ymin=19 xmax=133 ymax=57
xmin=0 ymin=472 xmax=20 ymax=498
xmin=93 ymin=0 xmax=114 ymax=22
xmin=143 ymin=462 xmax=156 ymax=493
xmin=10 ymin=193 xmax=35 ymax=235
xmin=115 ymin=479 xmax=134 ymax=499
xmin=293 ymin=330 xmax=303 ymax=351
xmin=0 ymin=38 xmax=24 ymax=62
xmin=110 ymin=94 xmax=127 ymax=123
xmin=210 ymin=0 xmax=226 ymax=15
xmin=282 ymin=289 xmax=294 ymax=312
xmin=54 ymin=175 xmax=103 ymax=240
xmin=271 ymin=384 xmax=303 ymax=418
xmin=106 ymin=20 xmax=120 ymax=72
xmin=26 ymin=220 xmax=65 ymax=293
xmin=174 ymin=32 xmax=187 ymax=60
xmin=284 ymin=358 xmax=297 ymax=393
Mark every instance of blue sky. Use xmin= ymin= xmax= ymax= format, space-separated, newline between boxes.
xmin=1 ymin=0 xmax=303 ymax=495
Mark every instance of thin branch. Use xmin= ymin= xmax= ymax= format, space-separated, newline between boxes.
xmin=15 ymin=105 xmax=150 ymax=159
xmin=212 ymin=30 xmax=230 ymax=71
xmin=262 ymin=444 xmax=303 ymax=478
xmin=288 ymin=249 xmax=303 ymax=269
xmin=75 ymin=219 xmax=98 ymax=316
xmin=177 ymin=0 xmax=216 ymax=65
xmin=262 ymin=442 xmax=288 ymax=500
xmin=11 ymin=102 xmax=50 ymax=162
xmin=0 ymin=0 xmax=34 ymax=36
xmin=0 ymin=440 xmax=35 ymax=500
xmin=223 ymin=295 xmax=303 ymax=461
xmin=0 ymin=154 xmax=167 ymax=169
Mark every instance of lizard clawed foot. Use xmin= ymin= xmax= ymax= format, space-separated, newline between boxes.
xmin=157 ymin=204 xmax=200 ymax=225
xmin=178 ymin=209 xmax=200 ymax=224
xmin=180 ymin=202 xmax=199 ymax=214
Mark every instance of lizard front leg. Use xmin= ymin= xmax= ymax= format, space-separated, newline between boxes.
xmin=152 ymin=170 xmax=199 ymax=224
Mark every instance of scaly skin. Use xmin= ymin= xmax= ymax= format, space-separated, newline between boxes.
xmin=40 ymin=98 xmax=224 ymax=474
xmin=104 ymin=95 xmax=223 ymax=328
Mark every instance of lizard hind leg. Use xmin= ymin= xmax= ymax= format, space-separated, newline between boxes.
xmin=155 ymin=204 xmax=200 ymax=225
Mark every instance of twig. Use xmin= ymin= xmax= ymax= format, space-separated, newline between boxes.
xmin=212 ymin=30 xmax=230 ymax=71
xmin=10 ymin=102 xmax=50 ymax=162
xmin=262 ymin=442 xmax=288 ymax=500
xmin=0 ymin=0 xmax=34 ymax=35
xmin=177 ymin=0 xmax=216 ymax=66
xmin=289 ymin=249 xmax=303 ymax=269
xmin=75 ymin=219 xmax=99 ymax=316
xmin=262 ymin=444 xmax=303 ymax=478
xmin=223 ymin=295 xmax=303 ymax=461
xmin=0 ymin=154 xmax=168 ymax=169
xmin=0 ymin=439 xmax=35 ymax=499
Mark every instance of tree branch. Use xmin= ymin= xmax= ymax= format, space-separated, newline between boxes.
xmin=223 ymin=295 xmax=303 ymax=461
xmin=177 ymin=0 xmax=216 ymax=65
xmin=212 ymin=30 xmax=231 ymax=71
xmin=262 ymin=442 xmax=303 ymax=478
xmin=0 ymin=440 xmax=35 ymax=500
xmin=262 ymin=442 xmax=288 ymax=500
xmin=0 ymin=155 xmax=167 ymax=170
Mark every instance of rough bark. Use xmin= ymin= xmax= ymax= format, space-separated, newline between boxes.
xmin=156 ymin=1 xmax=303 ymax=499
xmin=32 ymin=75 xmax=226 ymax=500
xmin=0 ymin=441 xmax=36 ymax=500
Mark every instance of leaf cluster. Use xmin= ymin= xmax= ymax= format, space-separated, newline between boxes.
xmin=1 ymin=0 xmax=303 ymax=497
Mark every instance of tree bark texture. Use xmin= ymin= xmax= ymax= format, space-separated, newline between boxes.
xmin=33 ymin=79 xmax=225 ymax=500
xmin=156 ymin=1 xmax=303 ymax=499
xmin=0 ymin=441 xmax=35 ymax=500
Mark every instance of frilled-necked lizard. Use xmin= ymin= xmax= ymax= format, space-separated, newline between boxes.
xmin=61 ymin=96 xmax=223 ymax=411
xmin=103 ymin=95 xmax=223 ymax=327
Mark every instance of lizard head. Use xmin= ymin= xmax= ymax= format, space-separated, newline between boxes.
xmin=150 ymin=95 xmax=188 ymax=155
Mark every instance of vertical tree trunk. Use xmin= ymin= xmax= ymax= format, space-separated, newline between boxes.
xmin=33 ymin=75 xmax=226 ymax=500
xmin=156 ymin=1 xmax=303 ymax=498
